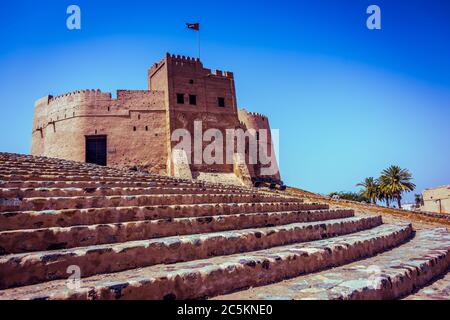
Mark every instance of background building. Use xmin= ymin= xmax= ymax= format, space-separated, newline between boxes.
xmin=422 ymin=185 xmax=450 ymax=214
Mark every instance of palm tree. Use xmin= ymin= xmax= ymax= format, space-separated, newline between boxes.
xmin=377 ymin=188 xmax=391 ymax=207
xmin=356 ymin=177 xmax=379 ymax=205
xmin=414 ymin=194 xmax=424 ymax=208
xmin=379 ymin=165 xmax=416 ymax=209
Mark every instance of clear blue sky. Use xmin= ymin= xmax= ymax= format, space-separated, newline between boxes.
xmin=1 ymin=0 xmax=449 ymax=202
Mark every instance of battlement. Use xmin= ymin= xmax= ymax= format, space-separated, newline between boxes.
xmin=49 ymin=89 xmax=108 ymax=102
xmin=42 ymin=90 xmax=165 ymax=108
xmin=211 ymin=69 xmax=234 ymax=79
xmin=149 ymin=53 xmax=234 ymax=81
xmin=248 ymin=111 xmax=267 ymax=119
xmin=168 ymin=53 xmax=200 ymax=64
xmin=239 ymin=108 xmax=268 ymax=120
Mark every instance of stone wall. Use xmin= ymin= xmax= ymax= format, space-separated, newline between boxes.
xmin=31 ymin=89 xmax=169 ymax=174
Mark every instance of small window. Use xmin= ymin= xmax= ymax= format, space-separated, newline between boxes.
xmin=189 ymin=79 xmax=194 ymax=84
xmin=176 ymin=93 xmax=184 ymax=104
xmin=218 ymin=97 xmax=225 ymax=107
xmin=133 ymin=126 xmax=137 ymax=131
xmin=189 ymin=94 xmax=197 ymax=106
xmin=145 ymin=126 xmax=148 ymax=131
xmin=138 ymin=114 xmax=141 ymax=120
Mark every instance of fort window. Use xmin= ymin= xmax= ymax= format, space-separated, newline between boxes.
xmin=133 ymin=126 xmax=137 ymax=131
xmin=218 ymin=97 xmax=225 ymax=107
xmin=145 ymin=126 xmax=148 ymax=131
xmin=176 ymin=93 xmax=184 ymax=104
xmin=107 ymin=107 xmax=110 ymax=112
xmin=138 ymin=114 xmax=141 ymax=120
xmin=189 ymin=94 xmax=197 ymax=106
xmin=189 ymin=79 xmax=194 ymax=84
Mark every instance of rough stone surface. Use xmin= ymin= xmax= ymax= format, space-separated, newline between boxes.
xmin=405 ymin=272 xmax=450 ymax=300
xmin=216 ymin=228 xmax=450 ymax=300
xmin=0 ymin=153 xmax=449 ymax=300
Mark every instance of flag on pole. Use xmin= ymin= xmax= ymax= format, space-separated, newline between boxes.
xmin=186 ymin=22 xmax=200 ymax=31
xmin=186 ymin=22 xmax=201 ymax=59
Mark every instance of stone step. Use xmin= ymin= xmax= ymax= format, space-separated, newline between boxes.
xmin=0 ymin=209 xmax=355 ymax=254
xmin=0 ymin=173 xmax=199 ymax=183
xmin=404 ymin=270 xmax=450 ymax=300
xmin=0 ymin=155 xmax=154 ymax=172
xmin=0 ymin=202 xmax=324 ymax=231
xmin=0 ymin=193 xmax=299 ymax=212
xmin=0 ymin=185 xmax=256 ymax=199
xmin=0 ymin=223 xmax=412 ymax=300
xmin=0 ymin=169 xmax=229 ymax=188
xmin=0 ymin=166 xmax=141 ymax=176
xmin=0 ymin=215 xmax=381 ymax=289
xmin=215 ymin=228 xmax=450 ymax=300
xmin=0 ymin=157 xmax=161 ymax=174
xmin=0 ymin=162 xmax=172 ymax=176
xmin=0 ymin=179 xmax=247 ymax=192
xmin=0 ymin=173 xmax=254 ymax=193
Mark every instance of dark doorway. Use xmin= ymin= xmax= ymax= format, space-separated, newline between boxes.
xmin=85 ymin=135 xmax=107 ymax=166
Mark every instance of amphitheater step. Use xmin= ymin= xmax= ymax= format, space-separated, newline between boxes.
xmin=0 ymin=180 xmax=249 ymax=193
xmin=0 ymin=223 xmax=411 ymax=300
xmin=0 ymin=193 xmax=301 ymax=212
xmin=0 ymin=185 xmax=256 ymax=198
xmin=404 ymin=270 xmax=450 ymax=300
xmin=215 ymin=228 xmax=450 ymax=300
xmin=0 ymin=209 xmax=355 ymax=254
xmin=0 ymin=202 xmax=325 ymax=231
xmin=0 ymin=173 xmax=209 ymax=184
xmin=0 ymin=215 xmax=381 ymax=289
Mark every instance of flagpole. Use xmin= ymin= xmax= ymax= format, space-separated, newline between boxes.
xmin=198 ymin=28 xmax=201 ymax=60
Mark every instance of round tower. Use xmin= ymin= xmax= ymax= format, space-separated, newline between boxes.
xmin=237 ymin=109 xmax=281 ymax=180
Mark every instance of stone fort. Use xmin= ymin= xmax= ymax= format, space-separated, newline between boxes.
xmin=31 ymin=53 xmax=280 ymax=186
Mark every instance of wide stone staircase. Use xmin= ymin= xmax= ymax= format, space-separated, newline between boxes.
xmin=0 ymin=152 xmax=448 ymax=300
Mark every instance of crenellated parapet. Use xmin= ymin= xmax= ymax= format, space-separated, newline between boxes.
xmin=238 ymin=108 xmax=268 ymax=124
xmin=168 ymin=53 xmax=200 ymax=64
xmin=247 ymin=111 xmax=268 ymax=120
xmin=210 ymin=69 xmax=234 ymax=79
xmin=48 ymin=89 xmax=109 ymax=102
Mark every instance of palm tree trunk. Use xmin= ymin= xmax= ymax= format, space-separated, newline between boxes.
xmin=397 ymin=195 xmax=402 ymax=209
xmin=386 ymin=198 xmax=390 ymax=207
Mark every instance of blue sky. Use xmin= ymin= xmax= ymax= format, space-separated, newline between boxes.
xmin=0 ymin=0 xmax=449 ymax=202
